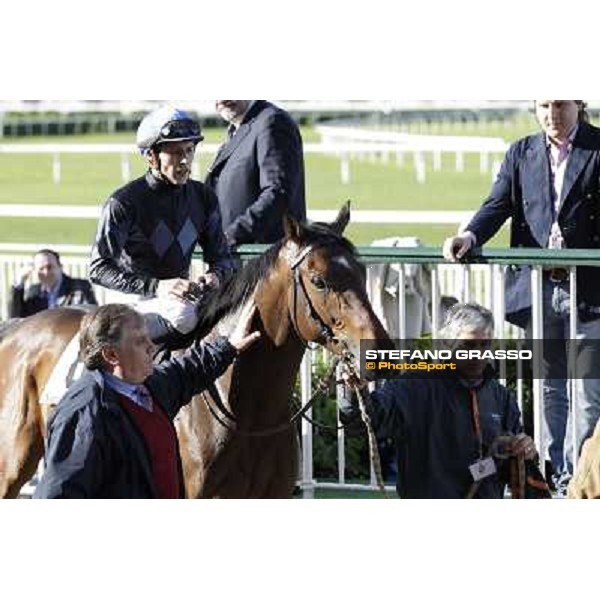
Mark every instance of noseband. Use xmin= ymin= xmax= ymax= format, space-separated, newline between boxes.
xmin=288 ymin=243 xmax=387 ymax=493
xmin=288 ymin=244 xmax=335 ymax=348
xmin=202 ymin=243 xmax=365 ymax=440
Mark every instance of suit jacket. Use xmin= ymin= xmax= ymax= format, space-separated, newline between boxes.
xmin=466 ymin=122 xmax=600 ymax=326
xmin=9 ymin=274 xmax=97 ymax=318
xmin=205 ymin=100 xmax=306 ymax=246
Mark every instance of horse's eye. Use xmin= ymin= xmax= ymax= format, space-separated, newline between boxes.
xmin=311 ymin=275 xmax=327 ymax=291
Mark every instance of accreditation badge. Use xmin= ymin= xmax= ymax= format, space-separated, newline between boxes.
xmin=468 ymin=457 xmax=497 ymax=482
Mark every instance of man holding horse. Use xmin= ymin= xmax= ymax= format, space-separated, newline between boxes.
xmin=33 ymin=301 xmax=260 ymax=499
xmin=89 ymin=105 xmax=235 ymax=348
xmin=339 ymin=303 xmax=549 ymax=499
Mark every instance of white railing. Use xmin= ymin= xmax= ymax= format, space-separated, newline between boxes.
xmin=0 ymin=252 xmax=501 ymax=324
xmin=0 ymin=100 xmax=532 ymax=115
xmin=0 ymin=134 xmax=508 ymax=185
xmin=0 ymin=206 xmax=477 ymax=228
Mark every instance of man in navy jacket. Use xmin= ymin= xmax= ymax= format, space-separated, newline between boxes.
xmin=339 ymin=303 xmax=544 ymax=499
xmin=34 ymin=302 xmax=259 ymax=498
xmin=205 ymin=100 xmax=306 ymax=247
xmin=443 ymin=101 xmax=600 ymax=491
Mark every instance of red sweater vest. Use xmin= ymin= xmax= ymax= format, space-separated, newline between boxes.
xmin=118 ymin=394 xmax=180 ymax=498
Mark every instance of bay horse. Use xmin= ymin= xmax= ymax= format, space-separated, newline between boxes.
xmin=0 ymin=204 xmax=391 ymax=498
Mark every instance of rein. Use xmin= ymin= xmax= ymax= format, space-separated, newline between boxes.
xmin=289 ymin=243 xmax=388 ymax=494
xmin=201 ymin=242 xmax=389 ymax=494
xmin=204 ymin=356 xmax=340 ymax=438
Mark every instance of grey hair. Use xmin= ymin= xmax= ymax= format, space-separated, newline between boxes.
xmin=79 ymin=304 xmax=143 ymax=370
xmin=438 ymin=303 xmax=494 ymax=341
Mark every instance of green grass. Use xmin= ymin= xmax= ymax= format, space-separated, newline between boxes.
xmin=1 ymin=125 xmax=322 ymax=145
xmin=387 ymin=114 xmax=540 ymax=140
xmin=0 ymin=120 xmax=544 ymax=247
xmin=311 ymin=488 xmax=393 ymax=499
xmin=305 ymin=153 xmax=499 ymax=211
xmin=292 ymin=484 xmax=394 ymax=499
xmin=0 ymin=217 xmax=98 ymax=245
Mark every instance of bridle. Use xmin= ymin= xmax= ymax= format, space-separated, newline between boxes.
xmin=204 ymin=243 xmax=360 ymax=435
xmin=289 ymin=243 xmax=387 ymax=493
xmin=202 ymin=243 xmax=388 ymax=492
xmin=288 ymin=243 xmax=360 ymax=372
xmin=288 ymin=244 xmax=335 ymax=349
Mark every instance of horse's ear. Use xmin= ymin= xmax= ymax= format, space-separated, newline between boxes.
xmin=330 ymin=201 xmax=351 ymax=236
xmin=283 ymin=214 xmax=304 ymax=243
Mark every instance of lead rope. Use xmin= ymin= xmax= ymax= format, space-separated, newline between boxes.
xmin=338 ymin=346 xmax=389 ymax=497
xmin=466 ymin=435 xmax=527 ymax=499
xmin=351 ymin=383 xmax=389 ymax=496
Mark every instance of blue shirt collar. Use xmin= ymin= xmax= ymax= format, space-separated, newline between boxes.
xmin=101 ymin=371 xmax=153 ymax=411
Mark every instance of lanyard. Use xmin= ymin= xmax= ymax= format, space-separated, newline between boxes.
xmin=470 ymin=389 xmax=483 ymax=459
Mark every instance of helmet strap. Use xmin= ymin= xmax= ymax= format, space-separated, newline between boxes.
xmin=147 ymin=145 xmax=181 ymax=187
xmin=148 ymin=147 xmax=165 ymax=181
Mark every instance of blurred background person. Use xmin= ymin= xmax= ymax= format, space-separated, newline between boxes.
xmin=9 ymin=248 xmax=96 ymax=318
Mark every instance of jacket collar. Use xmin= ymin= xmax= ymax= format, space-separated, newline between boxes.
xmin=559 ymin=122 xmax=595 ymax=207
xmin=447 ymin=363 xmax=497 ymax=392
xmin=239 ymin=100 xmax=266 ymax=126
xmin=88 ymin=369 xmax=126 ymax=413
xmin=87 ymin=369 xmax=158 ymax=493
xmin=528 ymin=123 xmax=595 ymax=212
xmin=55 ymin=274 xmax=74 ymax=304
xmin=208 ymin=101 xmax=268 ymax=172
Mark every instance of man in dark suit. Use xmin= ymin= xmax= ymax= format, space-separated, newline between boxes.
xmin=443 ymin=101 xmax=600 ymax=492
xmin=205 ymin=100 xmax=306 ymax=247
xmin=9 ymin=248 xmax=97 ymax=318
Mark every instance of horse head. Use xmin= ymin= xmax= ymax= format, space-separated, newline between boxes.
xmin=255 ymin=202 xmax=393 ymax=366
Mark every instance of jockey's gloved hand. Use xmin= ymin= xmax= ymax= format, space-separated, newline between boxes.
xmin=198 ymin=273 xmax=221 ymax=290
xmin=157 ymin=278 xmax=193 ymax=301
xmin=185 ymin=274 xmax=221 ymax=303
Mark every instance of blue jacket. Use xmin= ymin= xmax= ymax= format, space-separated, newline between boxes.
xmin=205 ymin=101 xmax=306 ymax=246
xmin=467 ymin=121 xmax=600 ymax=326
xmin=339 ymin=372 xmax=523 ymax=499
xmin=33 ymin=337 xmax=237 ymax=499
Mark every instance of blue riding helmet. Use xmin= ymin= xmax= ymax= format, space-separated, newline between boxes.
xmin=136 ymin=106 xmax=204 ymax=155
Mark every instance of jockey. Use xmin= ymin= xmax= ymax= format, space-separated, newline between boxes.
xmin=90 ymin=105 xmax=235 ymax=347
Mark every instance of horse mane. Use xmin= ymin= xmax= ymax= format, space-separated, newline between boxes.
xmin=195 ymin=220 xmax=357 ymax=338
xmin=195 ymin=242 xmax=282 ymax=337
